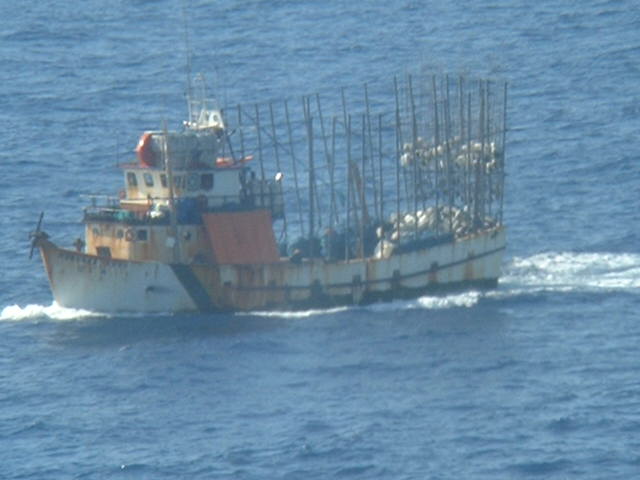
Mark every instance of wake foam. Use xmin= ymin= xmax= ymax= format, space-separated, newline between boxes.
xmin=501 ymin=251 xmax=640 ymax=293
xmin=0 ymin=302 xmax=105 ymax=321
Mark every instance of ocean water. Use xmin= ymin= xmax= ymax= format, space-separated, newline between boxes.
xmin=1 ymin=0 xmax=639 ymax=478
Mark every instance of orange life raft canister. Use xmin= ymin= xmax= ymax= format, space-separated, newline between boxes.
xmin=135 ymin=132 xmax=155 ymax=167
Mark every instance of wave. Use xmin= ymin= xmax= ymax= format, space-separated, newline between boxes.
xmin=0 ymin=302 xmax=106 ymax=322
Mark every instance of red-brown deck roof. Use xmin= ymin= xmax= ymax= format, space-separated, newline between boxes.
xmin=202 ymin=210 xmax=280 ymax=265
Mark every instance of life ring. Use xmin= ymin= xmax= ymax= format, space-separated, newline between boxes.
xmin=125 ymin=229 xmax=134 ymax=242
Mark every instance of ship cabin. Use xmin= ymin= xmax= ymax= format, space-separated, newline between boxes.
xmin=82 ymin=121 xmax=284 ymax=265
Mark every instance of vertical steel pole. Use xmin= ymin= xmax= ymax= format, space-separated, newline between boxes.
xmin=268 ymin=101 xmax=287 ymax=245
xmin=360 ymin=114 xmax=367 ymax=257
xmin=284 ymin=99 xmax=305 ymax=238
xmin=364 ymin=83 xmax=379 ymax=221
xmin=393 ymin=77 xmax=402 ymax=244
xmin=378 ymin=113 xmax=384 ymax=222
xmin=237 ymin=104 xmax=245 ymax=161
xmin=444 ymin=75 xmax=454 ymax=234
xmin=345 ymin=114 xmax=352 ymax=261
xmin=408 ymin=74 xmax=419 ymax=240
xmin=500 ymin=82 xmax=508 ymax=225
xmin=307 ymin=114 xmax=315 ymax=241
xmin=431 ymin=75 xmax=441 ymax=234
xmin=330 ymin=116 xmax=337 ymax=229
xmin=315 ymin=93 xmax=338 ymax=227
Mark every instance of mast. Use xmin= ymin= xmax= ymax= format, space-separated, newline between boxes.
xmin=162 ymin=121 xmax=180 ymax=264
xmin=181 ymin=0 xmax=194 ymax=122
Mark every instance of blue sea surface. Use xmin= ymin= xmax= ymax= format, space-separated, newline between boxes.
xmin=1 ymin=0 xmax=639 ymax=478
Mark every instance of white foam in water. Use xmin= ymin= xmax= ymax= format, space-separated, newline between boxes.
xmin=363 ymin=291 xmax=482 ymax=313
xmin=0 ymin=302 xmax=105 ymax=321
xmin=248 ymin=291 xmax=483 ymax=317
xmin=416 ymin=291 xmax=482 ymax=309
xmin=501 ymin=251 xmax=640 ymax=293
xmin=242 ymin=305 xmax=351 ymax=319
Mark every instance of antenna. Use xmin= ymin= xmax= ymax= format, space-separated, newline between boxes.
xmin=181 ymin=0 xmax=194 ymax=122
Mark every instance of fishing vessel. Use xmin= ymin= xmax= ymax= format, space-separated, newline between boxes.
xmin=31 ymin=73 xmax=507 ymax=313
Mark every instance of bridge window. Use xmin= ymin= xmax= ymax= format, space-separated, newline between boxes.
xmin=160 ymin=174 xmax=167 ymax=188
xmin=143 ymin=172 xmax=154 ymax=187
xmin=126 ymin=172 xmax=138 ymax=187
xmin=137 ymin=229 xmax=148 ymax=241
xmin=201 ymin=173 xmax=214 ymax=190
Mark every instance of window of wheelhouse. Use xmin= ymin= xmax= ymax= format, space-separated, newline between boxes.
xmin=201 ymin=173 xmax=214 ymax=191
xmin=160 ymin=174 xmax=167 ymax=188
xmin=137 ymin=229 xmax=148 ymax=241
xmin=143 ymin=172 xmax=154 ymax=187
xmin=126 ymin=172 xmax=138 ymax=187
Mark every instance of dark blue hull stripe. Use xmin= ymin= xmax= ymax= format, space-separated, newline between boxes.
xmin=170 ymin=264 xmax=215 ymax=311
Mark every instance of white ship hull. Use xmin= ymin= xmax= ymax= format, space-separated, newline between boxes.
xmin=38 ymin=227 xmax=505 ymax=313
